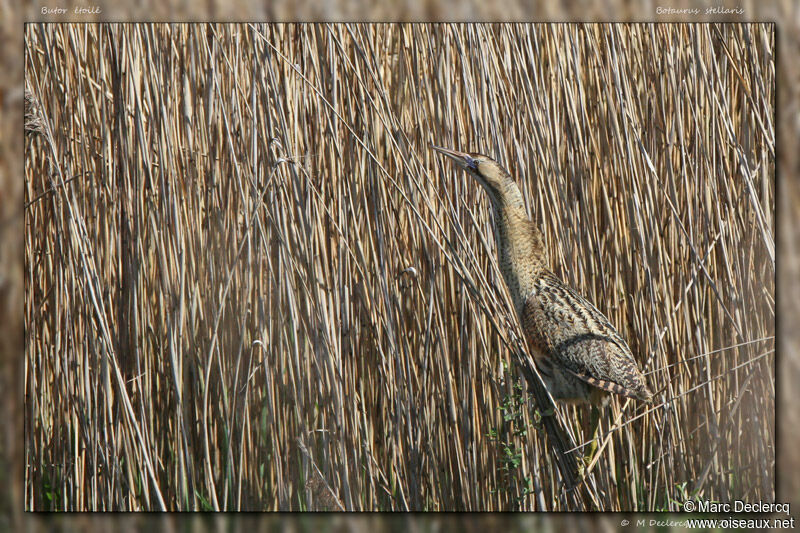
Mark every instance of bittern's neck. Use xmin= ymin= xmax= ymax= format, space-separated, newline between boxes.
xmin=486 ymin=181 xmax=547 ymax=317
xmin=489 ymin=181 xmax=528 ymax=228
xmin=487 ymin=180 xmax=528 ymax=222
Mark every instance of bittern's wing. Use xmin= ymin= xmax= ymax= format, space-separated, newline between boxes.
xmin=521 ymin=270 xmax=652 ymax=402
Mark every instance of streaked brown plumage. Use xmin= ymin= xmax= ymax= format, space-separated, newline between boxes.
xmin=432 ymin=145 xmax=652 ymax=405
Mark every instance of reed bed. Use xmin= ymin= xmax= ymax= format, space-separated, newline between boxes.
xmin=24 ymin=23 xmax=775 ymax=511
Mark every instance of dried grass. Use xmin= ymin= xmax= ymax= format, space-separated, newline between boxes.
xmin=24 ymin=23 xmax=775 ymax=511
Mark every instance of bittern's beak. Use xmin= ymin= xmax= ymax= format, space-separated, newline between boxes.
xmin=430 ymin=144 xmax=478 ymax=172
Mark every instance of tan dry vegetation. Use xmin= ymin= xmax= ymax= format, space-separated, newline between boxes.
xmin=24 ymin=23 xmax=775 ymax=511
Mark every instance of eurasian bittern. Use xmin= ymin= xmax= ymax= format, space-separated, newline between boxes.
xmin=432 ymin=145 xmax=652 ymax=462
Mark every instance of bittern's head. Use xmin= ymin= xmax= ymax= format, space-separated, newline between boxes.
xmin=431 ymin=145 xmax=517 ymax=209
